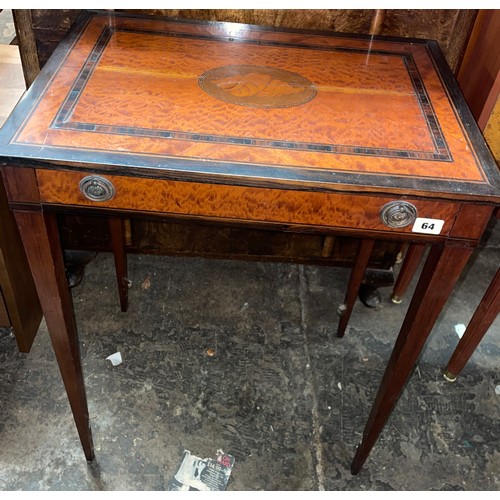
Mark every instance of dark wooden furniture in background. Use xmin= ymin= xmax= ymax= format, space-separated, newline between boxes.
xmin=457 ymin=9 xmax=500 ymax=131
xmin=392 ymin=209 xmax=499 ymax=383
xmin=27 ymin=9 xmax=478 ymax=73
xmin=444 ymin=265 xmax=500 ymax=382
xmin=0 ymin=32 xmax=42 ymax=352
xmin=444 ymin=205 xmax=500 ymax=382
xmin=11 ymin=10 xmax=39 ymax=88
xmin=0 ymin=176 xmax=42 ymax=352
xmin=390 ymin=10 xmax=499 ymax=378
xmin=1 ymin=11 xmax=499 ymax=473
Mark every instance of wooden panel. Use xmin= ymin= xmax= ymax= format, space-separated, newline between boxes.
xmin=0 ymin=288 xmax=11 ymax=326
xmin=0 ymin=37 xmax=40 ymax=348
xmin=457 ymin=10 xmax=500 ymax=125
xmin=449 ymin=204 xmax=494 ymax=240
xmin=30 ymin=10 xmax=476 ymax=73
xmin=12 ymin=9 xmax=40 ymax=87
xmin=58 ymin=214 xmax=400 ymax=269
xmin=380 ymin=10 xmax=477 ymax=72
xmin=36 ymin=169 xmax=461 ymax=237
xmin=0 ymin=169 xmax=42 ymax=352
xmin=0 ymin=166 xmax=39 ymax=203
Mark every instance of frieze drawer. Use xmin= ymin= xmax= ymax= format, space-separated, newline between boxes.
xmin=36 ymin=169 xmax=460 ymax=235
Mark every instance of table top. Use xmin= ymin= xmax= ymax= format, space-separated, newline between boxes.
xmin=0 ymin=10 xmax=499 ymax=203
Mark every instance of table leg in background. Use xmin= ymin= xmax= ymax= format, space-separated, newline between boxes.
xmin=391 ymin=243 xmax=426 ymax=304
xmin=109 ymin=217 xmax=129 ymax=313
xmin=444 ymin=266 xmax=500 ymax=381
xmin=337 ymin=238 xmax=375 ymax=338
xmin=351 ymin=243 xmax=474 ymax=474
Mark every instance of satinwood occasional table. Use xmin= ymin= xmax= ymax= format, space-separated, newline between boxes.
xmin=0 ymin=11 xmax=499 ymax=474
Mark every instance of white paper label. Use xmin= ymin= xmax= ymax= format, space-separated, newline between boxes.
xmin=412 ymin=218 xmax=445 ymax=235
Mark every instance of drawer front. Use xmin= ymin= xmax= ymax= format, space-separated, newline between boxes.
xmin=36 ymin=170 xmax=460 ymax=235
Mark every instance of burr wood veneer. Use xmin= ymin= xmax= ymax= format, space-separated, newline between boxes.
xmin=0 ymin=11 xmax=499 ymax=474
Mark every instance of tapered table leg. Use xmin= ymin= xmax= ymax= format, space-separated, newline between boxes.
xmin=109 ymin=217 xmax=129 ymax=312
xmin=14 ymin=210 xmax=95 ymax=460
xmin=444 ymin=266 xmax=500 ymax=382
xmin=350 ymin=243 xmax=473 ymax=474
xmin=391 ymin=243 xmax=426 ymax=304
xmin=337 ymin=239 xmax=375 ymax=338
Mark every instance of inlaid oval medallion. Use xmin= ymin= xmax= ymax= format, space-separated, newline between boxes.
xmin=199 ymin=65 xmax=317 ymax=108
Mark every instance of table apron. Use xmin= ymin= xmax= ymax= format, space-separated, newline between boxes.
xmin=34 ymin=169 xmax=462 ymax=239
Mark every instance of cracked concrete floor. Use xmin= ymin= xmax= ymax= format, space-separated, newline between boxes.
xmin=0 ymin=222 xmax=499 ymax=490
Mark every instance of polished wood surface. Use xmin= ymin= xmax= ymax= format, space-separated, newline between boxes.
xmin=8 ymin=9 xmax=485 ymax=279
xmin=0 ymin=11 xmax=499 ymax=474
xmin=35 ymin=169 xmax=461 ymax=236
xmin=449 ymin=204 xmax=495 ymax=240
xmin=7 ymin=10 xmax=402 ymax=279
xmin=1 ymin=165 xmax=39 ymax=203
xmin=1 ymin=12 xmax=498 ymax=201
xmin=14 ymin=9 xmax=483 ymax=273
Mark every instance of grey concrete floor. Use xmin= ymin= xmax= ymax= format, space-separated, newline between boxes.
xmin=0 ymin=221 xmax=499 ymax=491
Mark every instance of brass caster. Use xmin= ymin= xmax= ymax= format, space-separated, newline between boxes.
xmin=390 ymin=293 xmax=402 ymax=304
xmin=443 ymin=370 xmax=457 ymax=383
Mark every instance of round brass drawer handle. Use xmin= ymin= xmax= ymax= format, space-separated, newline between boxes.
xmin=380 ymin=201 xmax=417 ymax=228
xmin=79 ymin=175 xmax=115 ymax=202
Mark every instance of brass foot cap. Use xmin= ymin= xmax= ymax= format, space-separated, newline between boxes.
xmin=443 ymin=370 xmax=457 ymax=383
xmin=390 ymin=294 xmax=402 ymax=304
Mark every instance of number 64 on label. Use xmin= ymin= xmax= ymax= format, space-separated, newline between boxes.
xmin=412 ymin=217 xmax=445 ymax=235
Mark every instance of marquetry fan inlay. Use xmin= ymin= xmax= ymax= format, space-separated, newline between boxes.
xmin=199 ymin=65 xmax=317 ymax=108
